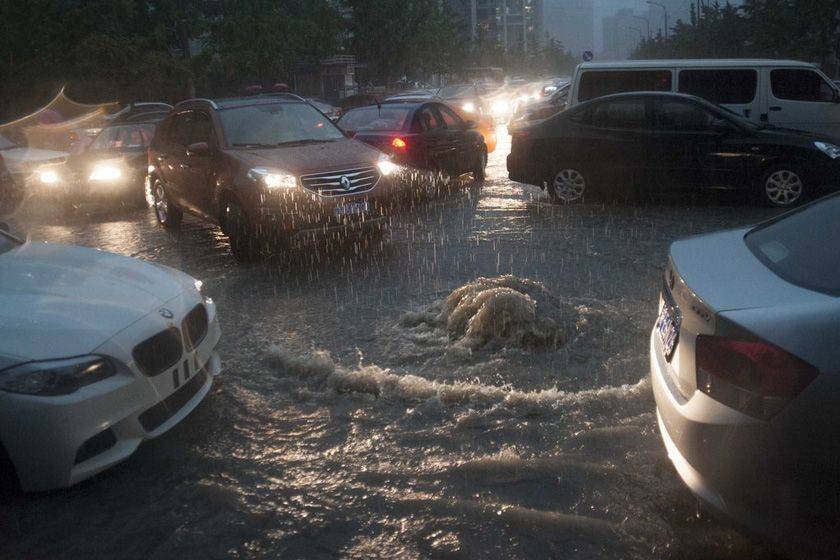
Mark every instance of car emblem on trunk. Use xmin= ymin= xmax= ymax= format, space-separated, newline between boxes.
xmin=340 ymin=176 xmax=352 ymax=191
xmin=159 ymin=308 xmax=174 ymax=319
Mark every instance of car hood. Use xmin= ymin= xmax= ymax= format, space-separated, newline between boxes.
xmin=0 ymin=242 xmax=194 ymax=362
xmin=670 ymin=228 xmax=830 ymax=313
xmin=1 ymin=147 xmax=68 ymax=173
xmin=230 ymin=138 xmax=382 ymax=176
xmin=752 ymin=125 xmax=828 ymax=145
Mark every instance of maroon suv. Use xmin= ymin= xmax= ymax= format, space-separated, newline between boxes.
xmin=148 ymin=95 xmax=405 ymax=260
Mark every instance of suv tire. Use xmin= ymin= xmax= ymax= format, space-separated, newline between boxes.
xmin=224 ymin=199 xmax=262 ymax=262
xmin=152 ymin=179 xmax=183 ymax=229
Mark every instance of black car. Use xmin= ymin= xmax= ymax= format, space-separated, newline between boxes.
xmin=508 ymin=92 xmax=840 ymax=207
xmin=337 ymin=101 xmax=487 ymax=180
xmin=509 ymin=82 xmax=570 ymax=127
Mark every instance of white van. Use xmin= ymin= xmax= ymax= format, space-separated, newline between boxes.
xmin=568 ymin=59 xmax=840 ymax=138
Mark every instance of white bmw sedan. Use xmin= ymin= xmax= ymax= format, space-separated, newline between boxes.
xmin=0 ymin=228 xmax=221 ymax=492
xmin=651 ymin=193 xmax=840 ymax=557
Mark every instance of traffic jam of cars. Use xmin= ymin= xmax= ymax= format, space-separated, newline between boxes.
xmin=1 ymin=58 xmax=840 ymax=557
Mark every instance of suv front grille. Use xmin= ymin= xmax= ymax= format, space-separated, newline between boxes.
xmin=300 ymin=166 xmax=380 ymax=196
xmin=133 ymin=327 xmax=183 ymax=377
xmin=182 ymin=304 xmax=208 ymax=350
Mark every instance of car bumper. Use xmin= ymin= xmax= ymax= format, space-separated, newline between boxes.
xmin=0 ymin=294 xmax=221 ymax=492
xmin=30 ymin=175 xmax=144 ymax=202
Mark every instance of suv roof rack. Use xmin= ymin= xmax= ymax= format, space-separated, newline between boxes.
xmin=174 ymin=98 xmax=219 ymax=110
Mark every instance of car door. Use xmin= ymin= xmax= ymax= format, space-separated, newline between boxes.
xmin=415 ymin=105 xmax=452 ymax=172
xmin=178 ymin=111 xmax=217 ymax=218
xmin=436 ymin=104 xmax=473 ymax=174
xmin=154 ymin=112 xmax=192 ymax=207
xmin=763 ymin=67 xmax=840 ymax=137
xmin=575 ymin=97 xmax=654 ymax=189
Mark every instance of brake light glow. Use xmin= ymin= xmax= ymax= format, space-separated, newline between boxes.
xmin=696 ymin=335 xmax=818 ymax=419
xmin=391 ymin=137 xmax=407 ymax=151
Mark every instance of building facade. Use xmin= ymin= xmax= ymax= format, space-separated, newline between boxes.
xmin=446 ymin=0 xmax=545 ymax=54
xmin=543 ymin=0 xmax=595 ymax=60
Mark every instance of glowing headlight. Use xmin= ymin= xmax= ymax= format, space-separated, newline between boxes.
xmin=491 ymin=99 xmax=510 ymax=115
xmin=89 ymin=165 xmax=122 ymax=181
xmin=377 ymin=155 xmax=402 ymax=177
xmin=247 ymin=167 xmax=297 ymax=189
xmin=39 ymin=170 xmax=60 ymax=184
xmin=814 ymin=141 xmax=840 ymax=159
xmin=461 ymin=102 xmax=476 ymax=113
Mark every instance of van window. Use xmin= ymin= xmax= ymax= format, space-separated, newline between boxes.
xmin=771 ymin=69 xmax=836 ymax=102
xmin=588 ymin=99 xmax=649 ymax=129
xmin=578 ymin=70 xmax=672 ymax=102
xmin=678 ymin=69 xmax=757 ymax=104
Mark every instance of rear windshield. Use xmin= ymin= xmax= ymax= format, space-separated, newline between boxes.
xmin=338 ymin=106 xmax=412 ymax=132
xmin=578 ymin=70 xmax=672 ymax=102
xmin=89 ymin=124 xmax=155 ymax=152
xmin=745 ymin=194 xmax=840 ymax=295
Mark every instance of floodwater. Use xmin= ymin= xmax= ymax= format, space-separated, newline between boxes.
xmin=1 ymin=129 xmax=781 ymax=559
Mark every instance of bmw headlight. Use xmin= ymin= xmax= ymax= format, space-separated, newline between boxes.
xmin=377 ymin=154 xmax=402 ymax=177
xmin=38 ymin=169 xmax=60 ymax=184
xmin=461 ymin=102 xmax=476 ymax=113
xmin=89 ymin=165 xmax=122 ymax=181
xmin=248 ymin=167 xmax=297 ymax=189
xmin=0 ymin=356 xmax=117 ymax=396
xmin=814 ymin=141 xmax=840 ymax=159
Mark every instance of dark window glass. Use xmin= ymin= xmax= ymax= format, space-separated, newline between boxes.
xmin=437 ymin=105 xmax=463 ymax=128
xmin=578 ymin=70 xmax=672 ymax=102
xmin=745 ymin=193 xmax=840 ymax=295
xmin=771 ymin=69 xmax=836 ymax=102
xmin=338 ymin=106 xmax=412 ymax=132
xmin=655 ymin=100 xmax=717 ymax=131
xmin=417 ymin=108 xmax=443 ymax=131
xmin=678 ymin=69 xmax=757 ymax=104
xmin=89 ymin=123 xmax=156 ymax=151
xmin=588 ymin=99 xmax=649 ymax=129
xmin=220 ymin=103 xmax=344 ymax=146
xmin=185 ymin=112 xmax=213 ymax=145
xmin=166 ymin=113 xmax=191 ymax=145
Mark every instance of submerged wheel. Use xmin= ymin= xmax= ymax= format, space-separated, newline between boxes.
xmin=473 ymin=148 xmax=487 ymax=181
xmin=223 ymin=199 xmax=262 ymax=262
xmin=152 ymin=179 xmax=182 ymax=229
xmin=761 ymin=165 xmax=808 ymax=208
xmin=547 ymin=168 xmax=587 ymax=203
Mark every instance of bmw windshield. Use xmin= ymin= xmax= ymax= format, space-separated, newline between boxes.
xmin=220 ymin=102 xmax=345 ymax=148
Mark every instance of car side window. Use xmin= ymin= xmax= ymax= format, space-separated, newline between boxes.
xmin=587 ymin=99 xmax=649 ymax=130
xmin=578 ymin=70 xmax=672 ymax=102
xmin=166 ymin=113 xmax=192 ymax=146
xmin=655 ymin=100 xmax=717 ymax=131
xmin=678 ymin=69 xmax=757 ymax=104
xmin=417 ymin=108 xmax=443 ymax=131
xmin=771 ymin=69 xmax=836 ymax=102
xmin=185 ymin=112 xmax=214 ymax=145
xmin=437 ymin=105 xmax=463 ymax=129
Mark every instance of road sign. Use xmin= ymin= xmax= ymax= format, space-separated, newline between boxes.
xmin=582 ymin=51 xmax=594 ymax=62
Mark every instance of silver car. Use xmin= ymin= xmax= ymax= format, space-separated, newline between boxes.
xmin=651 ymin=193 xmax=840 ymax=557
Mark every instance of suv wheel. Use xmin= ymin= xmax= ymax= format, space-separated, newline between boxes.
xmin=547 ymin=167 xmax=587 ymax=203
xmin=152 ymin=179 xmax=182 ymax=229
xmin=761 ymin=165 xmax=808 ymax=208
xmin=224 ymin=199 xmax=262 ymax=262
xmin=473 ymin=148 xmax=487 ymax=181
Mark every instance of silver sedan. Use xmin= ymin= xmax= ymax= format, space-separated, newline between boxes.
xmin=651 ymin=193 xmax=840 ymax=558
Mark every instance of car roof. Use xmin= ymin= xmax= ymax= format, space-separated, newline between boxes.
xmin=577 ymin=91 xmax=707 ymax=103
xmin=175 ymin=94 xmax=307 ymax=111
xmin=578 ymin=59 xmax=817 ymax=70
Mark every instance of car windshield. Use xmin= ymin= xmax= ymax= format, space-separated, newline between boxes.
xmin=338 ymin=106 xmax=412 ymax=132
xmin=439 ymin=85 xmax=476 ymax=98
xmin=88 ymin=123 xmax=156 ymax=152
xmin=220 ymin=102 xmax=344 ymax=147
xmin=745 ymin=193 xmax=840 ymax=295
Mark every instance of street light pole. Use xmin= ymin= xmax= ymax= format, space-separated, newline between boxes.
xmin=646 ymin=0 xmax=669 ymax=39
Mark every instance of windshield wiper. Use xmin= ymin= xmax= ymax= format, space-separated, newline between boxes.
xmin=232 ymin=142 xmax=277 ymax=148
xmin=275 ymin=138 xmax=341 ymax=147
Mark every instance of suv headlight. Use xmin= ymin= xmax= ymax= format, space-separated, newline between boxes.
xmin=814 ymin=141 xmax=840 ymax=159
xmin=377 ymin=153 xmax=402 ymax=176
xmin=0 ymin=356 xmax=117 ymax=396
xmin=247 ymin=167 xmax=297 ymax=189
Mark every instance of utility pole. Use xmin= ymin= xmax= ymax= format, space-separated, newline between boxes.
xmin=470 ymin=0 xmax=477 ymax=41
xmin=646 ymin=1 xmax=668 ymax=39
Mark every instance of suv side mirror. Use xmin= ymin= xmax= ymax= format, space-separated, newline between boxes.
xmin=187 ymin=142 xmax=211 ymax=157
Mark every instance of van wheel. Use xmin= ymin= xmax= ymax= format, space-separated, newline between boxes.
xmin=547 ymin=168 xmax=587 ymax=203
xmin=760 ymin=165 xmax=809 ymax=208
xmin=472 ymin=148 xmax=487 ymax=182
xmin=152 ymin=179 xmax=182 ymax=229
xmin=224 ymin=199 xmax=262 ymax=262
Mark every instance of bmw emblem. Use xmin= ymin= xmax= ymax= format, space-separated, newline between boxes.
xmin=340 ymin=176 xmax=352 ymax=191
xmin=159 ymin=308 xmax=174 ymax=319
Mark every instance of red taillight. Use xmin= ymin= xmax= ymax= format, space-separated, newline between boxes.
xmin=391 ymin=137 xmax=407 ymax=151
xmin=696 ymin=335 xmax=818 ymax=418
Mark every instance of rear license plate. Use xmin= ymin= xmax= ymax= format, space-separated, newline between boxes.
xmin=656 ymin=301 xmax=681 ymax=361
xmin=334 ymin=201 xmax=370 ymax=217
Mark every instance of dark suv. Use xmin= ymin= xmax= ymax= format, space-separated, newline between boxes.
xmin=148 ymin=95 xmax=404 ymax=260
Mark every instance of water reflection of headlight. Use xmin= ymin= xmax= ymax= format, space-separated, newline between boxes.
xmin=89 ymin=165 xmax=122 ymax=181
xmin=39 ymin=170 xmax=60 ymax=184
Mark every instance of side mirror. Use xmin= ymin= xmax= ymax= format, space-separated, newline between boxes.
xmin=186 ymin=142 xmax=211 ymax=157
xmin=463 ymin=120 xmax=477 ymax=130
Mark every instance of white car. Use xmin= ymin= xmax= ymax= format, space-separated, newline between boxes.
xmin=0 ymin=228 xmax=221 ymax=492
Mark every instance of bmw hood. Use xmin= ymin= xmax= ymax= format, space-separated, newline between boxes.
xmin=0 ymin=242 xmax=195 ymax=361
xmin=1 ymin=147 xmax=68 ymax=173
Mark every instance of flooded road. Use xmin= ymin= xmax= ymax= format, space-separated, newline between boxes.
xmin=1 ymin=129 xmax=780 ymax=559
